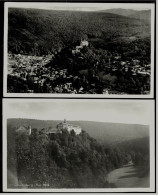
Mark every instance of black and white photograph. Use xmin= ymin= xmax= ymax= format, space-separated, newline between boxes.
xmin=3 ymin=2 xmax=155 ymax=97
xmin=3 ymin=99 xmax=155 ymax=192
xmin=0 ymin=0 xmax=157 ymax=194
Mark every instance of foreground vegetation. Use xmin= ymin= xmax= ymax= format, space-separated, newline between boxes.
xmin=7 ymin=122 xmax=149 ymax=188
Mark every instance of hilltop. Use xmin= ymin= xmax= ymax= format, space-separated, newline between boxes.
xmin=7 ymin=118 xmax=149 ymax=145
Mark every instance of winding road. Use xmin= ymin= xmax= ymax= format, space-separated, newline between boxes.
xmin=106 ymin=163 xmax=149 ymax=188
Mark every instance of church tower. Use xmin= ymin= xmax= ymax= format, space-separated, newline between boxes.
xmin=28 ymin=126 xmax=31 ymax=135
xmin=63 ymin=119 xmax=68 ymax=130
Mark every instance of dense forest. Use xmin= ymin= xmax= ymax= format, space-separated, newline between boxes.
xmin=7 ymin=120 xmax=149 ymax=188
xmin=8 ymin=8 xmax=150 ymax=55
xmin=117 ymin=137 xmax=149 ymax=167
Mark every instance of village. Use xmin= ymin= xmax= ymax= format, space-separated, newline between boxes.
xmin=8 ymin=40 xmax=151 ymax=94
xmin=8 ymin=53 xmax=87 ymax=93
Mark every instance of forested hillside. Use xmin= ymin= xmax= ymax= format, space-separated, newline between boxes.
xmin=117 ymin=137 xmax=149 ymax=166
xmin=8 ymin=8 xmax=150 ymax=55
xmin=7 ymin=121 xmax=149 ymax=188
xmin=116 ymin=137 xmax=150 ymax=178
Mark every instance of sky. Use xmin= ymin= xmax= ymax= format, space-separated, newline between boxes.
xmin=6 ymin=2 xmax=154 ymax=11
xmin=3 ymin=99 xmax=154 ymax=125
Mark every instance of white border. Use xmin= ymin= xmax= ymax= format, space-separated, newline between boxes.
xmin=3 ymin=2 xmax=155 ymax=98
xmin=2 ymin=99 xmax=155 ymax=192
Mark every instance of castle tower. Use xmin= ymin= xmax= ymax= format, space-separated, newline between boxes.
xmin=28 ymin=126 xmax=31 ymax=135
xmin=63 ymin=119 xmax=68 ymax=130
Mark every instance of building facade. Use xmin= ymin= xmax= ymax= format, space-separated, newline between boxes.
xmin=56 ymin=119 xmax=82 ymax=134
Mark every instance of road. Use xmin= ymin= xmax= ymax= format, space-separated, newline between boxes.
xmin=106 ymin=163 xmax=149 ymax=188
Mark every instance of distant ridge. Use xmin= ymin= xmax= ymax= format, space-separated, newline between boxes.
xmin=8 ymin=7 xmax=150 ymax=55
xmin=99 ymin=8 xmax=139 ymax=16
xmin=98 ymin=8 xmax=151 ymax=22
xmin=8 ymin=118 xmax=149 ymax=145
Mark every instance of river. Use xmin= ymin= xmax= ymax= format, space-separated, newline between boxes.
xmin=106 ymin=163 xmax=149 ymax=188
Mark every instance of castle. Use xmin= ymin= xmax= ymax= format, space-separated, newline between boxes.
xmin=15 ymin=119 xmax=82 ymax=136
xmin=56 ymin=119 xmax=82 ymax=134
xmin=72 ymin=39 xmax=89 ymax=54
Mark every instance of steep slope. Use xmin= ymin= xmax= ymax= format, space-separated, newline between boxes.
xmin=72 ymin=121 xmax=149 ymax=145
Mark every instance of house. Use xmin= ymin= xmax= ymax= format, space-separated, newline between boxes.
xmin=137 ymin=71 xmax=150 ymax=76
xmin=132 ymin=59 xmax=140 ymax=65
xmin=125 ymin=68 xmax=128 ymax=72
xmin=15 ymin=125 xmax=31 ymax=135
xmin=76 ymin=46 xmax=83 ymax=50
xmin=120 ymin=61 xmax=126 ymax=66
xmin=27 ymin=90 xmax=34 ymax=93
xmin=102 ymin=88 xmax=109 ymax=94
xmin=114 ymin=55 xmax=121 ymax=60
xmin=72 ymin=40 xmax=89 ymax=54
xmin=80 ymin=40 xmax=89 ymax=47
xmin=145 ymin=64 xmax=151 ymax=67
xmin=72 ymin=50 xmax=76 ymax=55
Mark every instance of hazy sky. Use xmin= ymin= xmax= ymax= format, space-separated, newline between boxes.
xmin=3 ymin=99 xmax=154 ymax=125
xmin=6 ymin=2 xmax=153 ymax=11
